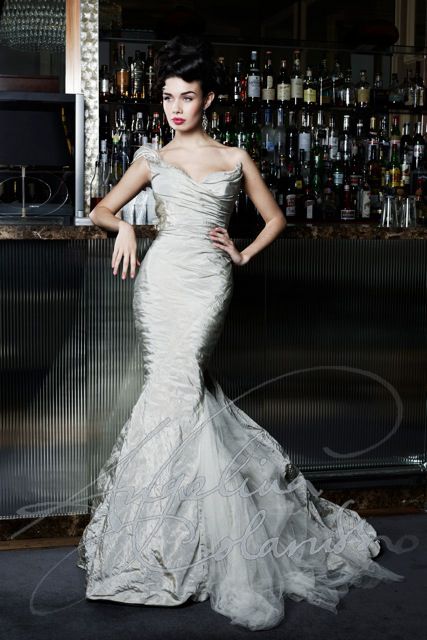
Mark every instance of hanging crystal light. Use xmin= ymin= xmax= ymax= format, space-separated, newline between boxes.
xmin=0 ymin=0 xmax=65 ymax=53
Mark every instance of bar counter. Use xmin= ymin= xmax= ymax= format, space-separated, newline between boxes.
xmin=1 ymin=221 xmax=427 ymax=239
xmin=1 ymin=222 xmax=426 ymax=521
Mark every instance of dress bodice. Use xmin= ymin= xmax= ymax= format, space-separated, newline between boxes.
xmin=132 ymin=145 xmax=243 ymax=237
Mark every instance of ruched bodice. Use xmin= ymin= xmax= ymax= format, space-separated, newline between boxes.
xmin=77 ymin=144 xmax=405 ymax=631
xmin=132 ymin=144 xmax=243 ymax=239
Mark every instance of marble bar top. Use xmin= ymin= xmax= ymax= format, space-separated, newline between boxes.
xmin=1 ymin=222 xmax=427 ymax=240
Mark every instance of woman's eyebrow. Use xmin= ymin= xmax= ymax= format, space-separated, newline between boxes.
xmin=162 ymin=91 xmax=197 ymax=96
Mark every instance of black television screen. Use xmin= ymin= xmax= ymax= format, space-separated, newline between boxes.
xmin=0 ymin=93 xmax=75 ymax=167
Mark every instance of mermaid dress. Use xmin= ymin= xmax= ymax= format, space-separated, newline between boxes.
xmin=76 ymin=144 xmax=405 ymax=631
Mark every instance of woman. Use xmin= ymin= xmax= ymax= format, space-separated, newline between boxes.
xmin=77 ymin=35 xmax=404 ymax=631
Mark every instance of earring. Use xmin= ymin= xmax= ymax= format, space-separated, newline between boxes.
xmin=202 ymin=109 xmax=208 ymax=131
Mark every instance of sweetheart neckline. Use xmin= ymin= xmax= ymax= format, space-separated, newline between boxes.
xmin=155 ymin=150 xmax=243 ymax=185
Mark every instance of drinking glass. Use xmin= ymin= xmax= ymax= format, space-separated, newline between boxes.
xmin=399 ymin=196 xmax=417 ymax=227
xmin=379 ymin=195 xmax=399 ymax=227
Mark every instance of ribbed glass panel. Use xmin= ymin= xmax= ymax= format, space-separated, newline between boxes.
xmin=1 ymin=238 xmax=425 ymax=518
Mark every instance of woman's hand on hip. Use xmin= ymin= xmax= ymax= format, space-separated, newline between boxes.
xmin=208 ymin=227 xmax=249 ymax=266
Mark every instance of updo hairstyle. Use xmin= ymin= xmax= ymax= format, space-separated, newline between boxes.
xmin=153 ymin=34 xmax=222 ymax=102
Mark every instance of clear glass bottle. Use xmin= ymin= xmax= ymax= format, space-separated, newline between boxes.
xmin=303 ymin=66 xmax=317 ymax=106
xmin=318 ymin=56 xmax=331 ymax=106
xmin=115 ymin=43 xmax=129 ymax=99
xmin=388 ymin=73 xmax=404 ymax=104
xmin=130 ymin=50 xmax=145 ymax=102
xmin=276 ymin=58 xmax=291 ymax=105
xmin=356 ymin=69 xmax=370 ymax=108
xmin=247 ymin=50 xmax=261 ymax=102
xmin=341 ymin=68 xmax=355 ymax=107
xmin=290 ymin=49 xmax=303 ymax=107
xmin=261 ymin=51 xmax=275 ymax=103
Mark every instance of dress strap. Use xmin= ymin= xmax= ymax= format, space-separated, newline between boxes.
xmin=131 ymin=144 xmax=160 ymax=165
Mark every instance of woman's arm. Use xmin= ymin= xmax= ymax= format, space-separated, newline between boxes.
xmin=235 ymin=148 xmax=287 ymax=266
xmin=89 ymin=157 xmax=151 ymax=280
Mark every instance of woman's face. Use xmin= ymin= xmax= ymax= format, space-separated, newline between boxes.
xmin=162 ymin=76 xmax=214 ymax=132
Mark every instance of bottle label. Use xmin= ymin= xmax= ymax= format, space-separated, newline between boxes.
xmin=299 ymin=132 xmax=311 ymax=157
xmin=329 ymin=136 xmax=339 ymax=160
xmin=305 ymin=199 xmax=314 ymax=219
xmin=285 ymin=194 xmax=296 ymax=216
xmin=391 ymin=167 xmax=401 ymax=188
xmin=303 ymin=88 xmax=317 ymax=103
xmin=414 ymin=143 xmax=424 ymax=159
xmin=401 ymin=162 xmax=410 ymax=185
xmin=357 ymin=88 xmax=370 ymax=104
xmin=100 ymin=78 xmax=109 ymax=93
xmin=360 ymin=190 xmax=371 ymax=218
xmin=248 ymin=76 xmax=261 ymax=98
xmin=277 ymin=83 xmax=291 ymax=101
xmin=341 ymin=208 xmax=355 ymax=221
xmin=333 ymin=171 xmax=343 ymax=186
xmin=262 ymin=87 xmax=276 ymax=101
xmin=295 ymin=179 xmax=303 ymax=190
xmin=291 ymin=77 xmax=303 ymax=99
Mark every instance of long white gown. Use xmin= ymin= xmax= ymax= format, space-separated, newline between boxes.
xmin=76 ymin=144 xmax=405 ymax=630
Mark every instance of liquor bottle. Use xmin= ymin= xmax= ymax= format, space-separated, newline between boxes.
xmin=339 ymin=114 xmax=353 ymax=163
xmin=147 ymin=112 xmax=162 ymax=149
xmin=285 ymin=110 xmax=298 ymax=164
xmin=366 ymin=116 xmax=378 ymax=164
xmin=400 ymin=152 xmax=411 ymax=195
xmin=318 ymin=57 xmax=331 ymax=106
xmin=276 ymin=59 xmax=291 ymax=106
xmin=328 ymin=114 xmax=339 ymax=161
xmin=275 ymin=105 xmax=286 ymax=162
xmin=372 ymin=72 xmax=387 ymax=109
xmin=217 ymin=57 xmax=230 ymax=104
xmin=294 ymin=150 xmax=305 ymax=219
xmin=145 ymin=46 xmax=156 ymax=103
xmin=358 ymin=167 xmax=371 ymax=220
xmin=276 ymin=155 xmax=288 ymax=214
xmin=401 ymin=69 xmax=413 ymax=107
xmin=356 ymin=69 xmax=370 ymax=108
xmin=413 ymin=61 xmax=425 ymax=109
xmin=221 ymin=111 xmax=236 ymax=146
xmin=340 ymin=167 xmax=355 ymax=221
xmin=388 ymin=73 xmax=404 ymax=105
xmin=235 ymin=111 xmax=249 ymax=149
xmin=99 ymin=64 xmax=110 ymax=103
xmin=285 ymin=165 xmax=297 ymax=220
xmin=115 ymin=43 xmax=129 ymax=99
xmin=331 ymin=59 xmax=344 ymax=106
xmin=90 ymin=159 xmax=103 ymax=210
xmin=162 ymin=112 xmax=173 ymax=144
xmin=261 ymin=51 xmax=275 ymax=103
xmin=332 ymin=151 xmax=344 ymax=210
xmin=298 ymin=109 xmax=311 ymax=161
xmin=390 ymin=115 xmax=401 ymax=160
xmin=341 ymin=68 xmax=355 ymax=107
xmin=378 ymin=116 xmax=390 ymax=164
xmin=233 ymin=59 xmax=247 ymax=104
xmin=100 ymin=111 xmax=110 ymax=147
xmin=290 ymin=49 xmax=303 ymax=107
xmin=303 ymin=182 xmax=316 ymax=221
xmin=400 ymin=122 xmax=413 ymax=164
xmin=390 ymin=143 xmax=402 ymax=191
xmin=261 ymin=105 xmax=276 ymax=159
xmin=210 ymin=112 xmax=222 ymax=141
xmin=131 ymin=111 xmax=145 ymax=153
xmin=267 ymin=160 xmax=279 ymax=201
xmin=303 ymin=66 xmax=317 ymax=107
xmin=413 ymin=121 xmax=425 ymax=170
xmin=247 ymin=110 xmax=262 ymax=165
xmin=367 ymin=144 xmax=381 ymax=215
xmin=319 ymin=172 xmax=332 ymax=221
xmin=247 ymin=50 xmax=261 ymax=102
xmin=130 ymin=50 xmax=145 ymax=102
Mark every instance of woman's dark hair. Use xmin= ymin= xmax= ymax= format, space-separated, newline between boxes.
xmin=154 ymin=34 xmax=221 ymax=100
